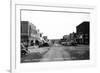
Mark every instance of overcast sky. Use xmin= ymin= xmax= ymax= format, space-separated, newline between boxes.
xmin=21 ymin=10 xmax=90 ymax=39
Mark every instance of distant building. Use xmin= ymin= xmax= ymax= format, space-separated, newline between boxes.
xmin=69 ymin=32 xmax=77 ymax=41
xmin=76 ymin=21 xmax=90 ymax=45
xmin=63 ymin=35 xmax=69 ymax=39
xmin=63 ymin=35 xmax=70 ymax=41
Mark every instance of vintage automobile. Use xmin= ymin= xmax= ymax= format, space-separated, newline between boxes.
xmin=60 ymin=39 xmax=77 ymax=46
xmin=21 ymin=42 xmax=30 ymax=56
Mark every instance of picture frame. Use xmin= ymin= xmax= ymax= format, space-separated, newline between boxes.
xmin=11 ymin=0 xmax=96 ymax=73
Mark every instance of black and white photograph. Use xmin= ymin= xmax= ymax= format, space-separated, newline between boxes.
xmin=20 ymin=9 xmax=90 ymax=63
xmin=10 ymin=0 xmax=97 ymax=72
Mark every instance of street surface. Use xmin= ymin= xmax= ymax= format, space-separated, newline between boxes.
xmin=21 ymin=42 xmax=89 ymax=63
xmin=40 ymin=43 xmax=71 ymax=61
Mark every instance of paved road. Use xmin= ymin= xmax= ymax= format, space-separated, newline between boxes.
xmin=40 ymin=43 xmax=71 ymax=61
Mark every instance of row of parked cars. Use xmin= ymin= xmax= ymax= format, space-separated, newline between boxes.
xmin=21 ymin=40 xmax=50 ymax=56
xmin=59 ymin=39 xmax=77 ymax=46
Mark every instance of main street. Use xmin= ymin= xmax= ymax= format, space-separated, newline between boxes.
xmin=40 ymin=43 xmax=71 ymax=61
xmin=21 ymin=42 xmax=89 ymax=63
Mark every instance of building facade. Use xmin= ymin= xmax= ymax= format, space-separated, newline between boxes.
xmin=21 ymin=21 xmax=29 ymax=43
xmin=21 ymin=21 xmax=42 ymax=46
xmin=76 ymin=21 xmax=90 ymax=45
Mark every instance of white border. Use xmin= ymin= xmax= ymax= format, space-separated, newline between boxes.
xmin=11 ymin=1 xmax=96 ymax=73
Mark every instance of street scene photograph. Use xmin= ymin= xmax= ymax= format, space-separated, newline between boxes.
xmin=20 ymin=10 xmax=90 ymax=63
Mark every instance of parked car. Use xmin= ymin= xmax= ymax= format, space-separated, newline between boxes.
xmin=21 ymin=42 xmax=29 ymax=56
xmin=61 ymin=41 xmax=67 ymax=46
xmin=39 ymin=42 xmax=49 ymax=47
xmin=60 ymin=40 xmax=77 ymax=46
xmin=70 ymin=40 xmax=77 ymax=46
xmin=21 ymin=49 xmax=29 ymax=56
